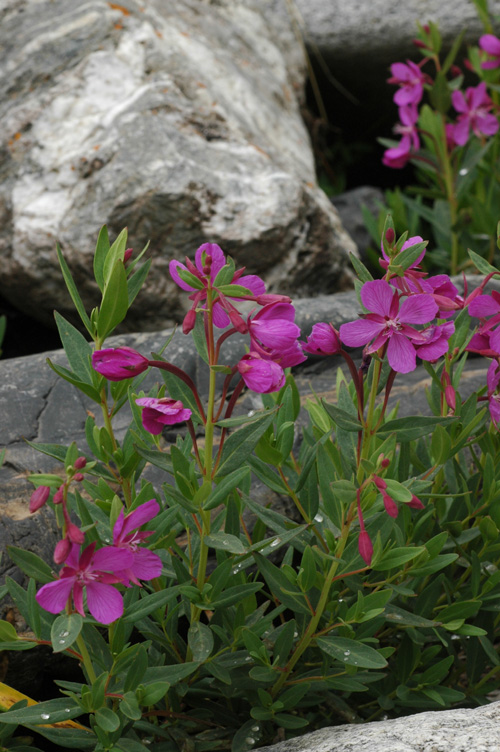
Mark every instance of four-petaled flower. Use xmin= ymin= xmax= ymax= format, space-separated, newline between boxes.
xmin=36 ymin=543 xmax=134 ymax=624
xmin=383 ymin=105 xmax=420 ymax=169
xmin=480 ymin=34 xmax=500 ymax=69
xmin=112 ymin=500 xmax=163 ymax=586
xmin=136 ymin=397 xmax=192 ymax=435
xmin=451 ymin=82 xmax=499 ymax=145
xmin=387 ymin=61 xmax=426 ymax=106
xmin=339 ymin=280 xmax=438 ymax=373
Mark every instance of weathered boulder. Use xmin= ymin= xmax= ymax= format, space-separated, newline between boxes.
xmin=0 ymin=0 xmax=355 ymax=333
xmin=257 ymin=700 xmax=500 ymax=752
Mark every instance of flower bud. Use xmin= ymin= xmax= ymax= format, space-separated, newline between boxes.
xmin=29 ymin=485 xmax=51 ymax=513
xmin=67 ymin=523 xmax=85 ymax=545
xmin=301 ymin=323 xmax=341 ymax=356
xmin=92 ymin=347 xmax=149 ymax=381
xmin=74 ymin=456 xmax=87 ymax=470
xmin=408 ymin=494 xmax=424 ymax=510
xmin=73 ymin=472 xmax=85 ymax=482
xmin=53 ymin=487 xmax=64 ymax=505
xmin=385 ymin=228 xmax=395 ymax=245
xmin=381 ymin=458 xmax=391 ymax=468
xmin=373 ymin=475 xmax=387 ymax=491
xmin=123 ymin=248 xmax=133 ymax=264
xmin=383 ymin=492 xmax=399 ymax=518
xmin=182 ymin=308 xmax=197 ymax=335
xmin=54 ymin=537 xmax=72 ymax=564
xmin=358 ymin=531 xmax=373 ymax=566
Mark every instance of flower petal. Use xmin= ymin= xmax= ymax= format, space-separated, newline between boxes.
xmin=399 ymin=294 xmax=437 ymax=324
xmin=387 ymin=332 xmax=416 ymax=373
xmin=120 ymin=500 xmax=160 ymax=539
xmin=360 ymin=280 xmax=395 ymax=316
xmin=169 ymin=260 xmax=197 ymax=292
xmin=36 ymin=578 xmax=74 ymax=614
xmin=86 ymin=582 xmax=124 ymax=624
xmin=92 ymin=546 xmax=134 ymax=571
xmin=339 ymin=318 xmax=384 ymax=347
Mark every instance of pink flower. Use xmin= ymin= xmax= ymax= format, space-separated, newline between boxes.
xmin=414 ymin=321 xmax=454 ymax=361
xmin=135 ymin=397 xmax=192 ymax=435
xmin=480 ymin=34 xmax=500 ymax=69
xmin=487 ymin=360 xmax=500 ymax=424
xmin=92 ymin=347 xmax=150 ymax=381
xmin=388 ymin=61 xmax=426 ymax=106
xmin=112 ymin=500 xmax=162 ymax=586
xmin=301 ymin=323 xmax=341 ymax=355
xmin=36 ymin=543 xmax=133 ymax=624
xmin=339 ymin=280 xmax=438 ymax=373
xmin=169 ymin=243 xmax=266 ymax=330
xmin=451 ymin=82 xmax=499 ymax=145
xmin=29 ymin=485 xmax=50 ymax=513
xmin=237 ymin=352 xmax=285 ymax=393
xmin=380 ymin=233 xmax=425 ymax=271
xmin=383 ymin=104 xmax=420 ymax=168
xmin=246 ymin=302 xmax=306 ymax=368
xmin=469 ymin=291 xmax=500 ymax=354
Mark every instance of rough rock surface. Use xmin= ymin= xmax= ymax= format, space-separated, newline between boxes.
xmin=0 ymin=0 xmax=355 ymax=332
xmin=257 ymin=700 xmax=500 ymax=752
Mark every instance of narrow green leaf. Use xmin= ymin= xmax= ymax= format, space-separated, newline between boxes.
xmin=93 ymin=226 xmax=110 ymax=292
xmin=56 ymin=244 xmax=93 ymax=335
xmin=187 ymin=622 xmax=214 ymax=662
xmin=217 ymin=410 xmax=277 ymax=476
xmin=7 ymin=547 xmax=54 ymax=584
xmin=373 ymin=546 xmax=426 ymax=571
xmin=316 ymin=636 xmax=387 ymax=669
xmin=98 ymin=259 xmax=129 ymax=339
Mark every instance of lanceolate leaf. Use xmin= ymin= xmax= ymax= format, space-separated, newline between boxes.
xmin=316 ymin=636 xmax=387 ymax=669
xmin=217 ymin=409 xmax=277 ymax=476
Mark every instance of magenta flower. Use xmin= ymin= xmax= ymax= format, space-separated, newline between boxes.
xmin=237 ymin=352 xmax=285 ymax=393
xmin=414 ymin=321 xmax=454 ymax=361
xmin=301 ymin=322 xmax=341 ymax=355
xmin=135 ymin=397 xmax=192 ymax=435
xmin=339 ymin=280 xmax=438 ymax=373
xmin=36 ymin=542 xmax=133 ymax=624
xmin=480 ymin=34 xmax=500 ymax=69
xmin=383 ymin=105 xmax=420 ymax=168
xmin=451 ymin=82 xmax=499 ymax=145
xmin=388 ymin=61 xmax=426 ymax=106
xmin=380 ymin=233 xmax=425 ymax=271
xmin=246 ymin=302 xmax=306 ymax=368
xmin=487 ymin=361 xmax=500 ymax=424
xmin=169 ymin=243 xmax=266 ymax=330
xmin=112 ymin=499 xmax=162 ymax=586
xmin=93 ymin=347 xmax=150 ymax=381
xmin=468 ymin=291 xmax=500 ymax=354
xmin=29 ymin=485 xmax=51 ymax=513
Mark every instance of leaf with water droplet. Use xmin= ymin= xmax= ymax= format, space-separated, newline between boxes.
xmin=51 ymin=614 xmax=83 ymax=653
xmin=316 ymin=636 xmax=387 ymax=669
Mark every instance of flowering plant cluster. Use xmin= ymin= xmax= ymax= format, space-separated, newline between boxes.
xmin=2 ymin=224 xmax=500 ymax=752
xmin=369 ymin=0 xmax=500 ymax=276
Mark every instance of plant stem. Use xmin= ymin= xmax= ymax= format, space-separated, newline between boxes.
xmin=76 ymin=634 xmax=97 ymax=683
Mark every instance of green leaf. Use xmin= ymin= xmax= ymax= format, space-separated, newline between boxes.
xmin=50 ymin=614 xmax=83 ymax=654
xmin=373 ymin=546 xmax=426 ymax=571
xmin=56 ymin=244 xmax=92 ymax=335
xmin=122 ymin=588 xmax=180 ymax=623
xmin=348 ymin=251 xmax=373 ymax=283
xmin=0 ymin=620 xmax=18 ymax=642
xmin=216 ymin=284 xmax=253 ymax=297
xmin=124 ymin=646 xmax=148 ymax=693
xmin=0 ymin=698 xmax=82 ymax=725
xmin=95 ymin=707 xmax=120 ymax=732
xmin=93 ymin=226 xmax=110 ymax=292
xmin=437 ymin=600 xmax=482 ymax=623
xmin=409 ymin=553 xmax=458 ymax=577
xmin=468 ymin=248 xmax=500 ymax=276
xmin=205 ymin=532 xmax=246 ymax=554
xmin=321 ymin=402 xmax=363 ymax=432
xmin=139 ymin=682 xmax=170 ymax=706
xmin=384 ymin=606 xmax=438 ymax=627
xmin=7 ymin=547 xmax=54 ymax=584
xmin=202 ymin=467 xmax=251 ymax=510
xmin=377 ymin=415 xmax=458 ymax=441
xmin=176 ymin=268 xmax=204 ymax=290
xmin=253 ymin=555 xmax=311 ymax=615
xmin=187 ymin=622 xmax=214 ymax=662
xmin=127 ymin=258 xmax=151 ymax=307
xmin=217 ymin=409 xmax=278 ymax=476
xmin=98 ymin=259 xmax=129 ymax=339
xmin=102 ymin=227 xmax=127 ymax=284
xmin=316 ymin=636 xmax=387 ymax=669
xmin=429 ymin=70 xmax=451 ymax=113
xmin=54 ymin=312 xmax=94 ymax=383
xmin=46 ymin=359 xmax=101 ymax=403
xmin=143 ymin=663 xmax=200 ymax=686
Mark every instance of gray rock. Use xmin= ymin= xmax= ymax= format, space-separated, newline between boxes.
xmin=0 ymin=0 xmax=355 ymax=332
xmin=331 ymin=186 xmax=384 ymax=261
xmin=257 ymin=700 xmax=500 ymax=752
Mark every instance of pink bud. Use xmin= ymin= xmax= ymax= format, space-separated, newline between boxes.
xmin=381 ymin=458 xmax=391 ymax=468
xmin=385 ymin=228 xmax=395 ymax=245
xmin=464 ymin=58 xmax=475 ymax=72
xmin=182 ymin=308 xmax=197 ymax=335
xmin=255 ymin=294 xmax=292 ymax=306
xmin=373 ymin=476 xmax=387 ymax=491
xmin=383 ymin=493 xmax=399 ymax=518
xmin=73 ymin=473 xmax=84 ymax=482
xmin=450 ymin=65 xmax=462 ymax=78
xmin=29 ymin=485 xmax=51 ymax=513
xmin=358 ymin=531 xmax=373 ymax=566
xmin=124 ymin=248 xmax=133 ymax=264
xmin=54 ymin=537 xmax=72 ymax=564
xmin=301 ymin=323 xmax=341 ymax=356
xmin=74 ymin=456 xmax=87 ymax=470
xmin=67 ymin=523 xmax=85 ymax=545
xmin=229 ymin=309 xmax=248 ymax=334
xmin=53 ymin=487 xmax=64 ymax=505
xmin=412 ymin=39 xmax=428 ymax=49
xmin=408 ymin=494 xmax=425 ymax=510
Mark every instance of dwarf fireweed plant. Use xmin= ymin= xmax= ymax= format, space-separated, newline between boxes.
xmin=367 ymin=0 xmax=500 ymax=276
xmin=2 ymin=222 xmax=500 ymax=752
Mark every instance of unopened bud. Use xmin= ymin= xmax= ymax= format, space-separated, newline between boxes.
xmin=413 ymin=39 xmax=428 ymax=49
xmin=408 ymin=494 xmax=425 ymax=510
xmin=373 ymin=475 xmax=387 ymax=491
xmin=358 ymin=531 xmax=373 ymax=566
xmin=182 ymin=308 xmax=197 ymax=335
xmin=385 ymin=228 xmax=395 ymax=245
xmin=123 ymin=248 xmax=133 ymax=264
xmin=450 ymin=65 xmax=462 ymax=78
xmin=53 ymin=487 xmax=64 ymax=505
xmin=29 ymin=485 xmax=51 ymax=513
xmin=73 ymin=473 xmax=84 ymax=482
xmin=383 ymin=493 xmax=399 ymax=518
xmin=74 ymin=456 xmax=87 ymax=470
xmin=54 ymin=537 xmax=72 ymax=564
xmin=229 ymin=309 xmax=248 ymax=334
xmin=464 ymin=58 xmax=475 ymax=72
xmin=381 ymin=457 xmax=391 ymax=468
xmin=67 ymin=523 xmax=85 ymax=545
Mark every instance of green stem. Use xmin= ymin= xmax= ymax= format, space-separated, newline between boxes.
xmin=76 ymin=634 xmax=97 ymax=683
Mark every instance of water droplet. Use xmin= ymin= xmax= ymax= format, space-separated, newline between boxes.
xmin=58 ymin=639 xmax=66 ymax=644
xmin=251 ymin=725 xmax=260 ymax=732
xmin=314 ymin=513 xmax=323 ymax=523
xmin=353 ymin=661 xmax=358 ymax=665
xmin=343 ymin=650 xmax=351 ymax=656
xmin=451 ymin=634 xmax=460 ymax=640
xmin=64 ymin=708 xmax=71 ymax=713
xmin=245 ymin=738 xmax=255 ymax=746
xmin=343 ymin=657 xmax=349 ymax=662
xmin=59 ymin=630 xmax=70 ymax=638
xmin=338 ymin=598 xmax=344 ymax=603
xmin=270 ymin=538 xmax=281 ymax=547
xmin=40 ymin=713 xmax=50 ymax=720
xmin=459 ymin=167 xmax=468 ymax=176
xmin=245 ymin=656 xmax=252 ymax=662
xmin=293 ymin=631 xmax=298 ymax=638
xmin=248 ymin=410 xmax=255 ymax=417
